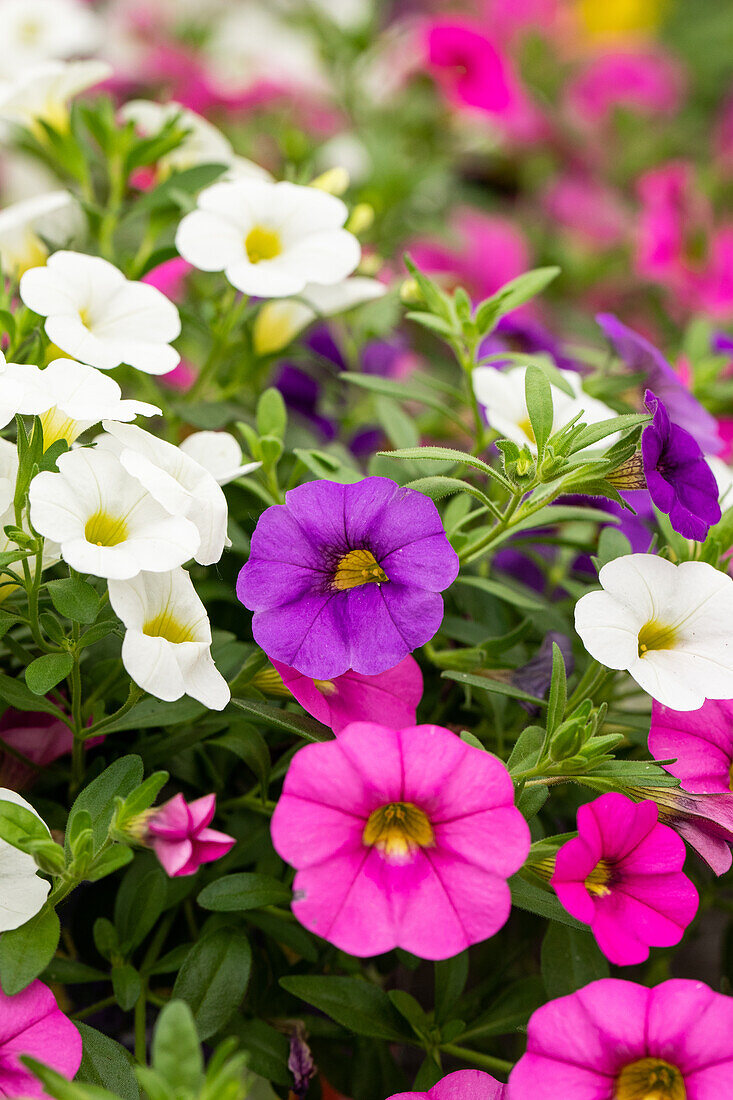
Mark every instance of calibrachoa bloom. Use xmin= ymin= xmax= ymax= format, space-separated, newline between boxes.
xmin=0 ymin=710 xmax=73 ymax=790
xmin=252 ymin=276 xmax=386 ymax=355
xmin=175 ymin=179 xmax=361 ymax=297
xmin=0 ymin=60 xmax=112 ymax=131
xmin=20 ymin=250 xmax=182 ymax=375
xmin=29 ymin=446 xmax=200 ymax=580
xmin=270 ymin=721 xmax=530 ymax=959
xmin=509 ymin=977 xmax=733 ymax=1099
xmin=649 ymin=698 xmax=733 ymax=793
xmin=237 ymin=477 xmax=459 ymax=679
xmin=567 ymin=48 xmax=684 ymax=125
xmin=270 ymin=655 xmax=423 ymax=734
xmin=178 ymin=430 xmax=261 ymax=485
xmin=551 ymin=793 xmax=698 ymax=965
xmin=146 ymin=793 xmax=235 ymax=877
xmin=574 ymin=553 xmax=733 ymax=709
xmin=0 ymin=789 xmax=51 ymax=930
xmin=388 ymin=1070 xmax=504 ymax=1100
xmin=633 ymin=785 xmax=733 ymax=875
xmin=108 ymin=568 xmax=230 ymax=711
xmin=0 ymin=191 xmax=78 ymax=278
xmin=0 ymin=980 xmax=82 ymax=1098
xmin=119 ymin=99 xmax=235 ymax=174
xmin=0 ymin=0 xmax=99 ymax=75
xmin=642 ymin=389 xmax=721 ymax=539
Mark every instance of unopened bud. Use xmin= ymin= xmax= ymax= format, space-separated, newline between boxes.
xmin=346 ymin=202 xmax=374 ymax=235
xmin=400 ymin=278 xmax=423 ymax=305
xmin=310 ymin=167 xmax=350 ymax=196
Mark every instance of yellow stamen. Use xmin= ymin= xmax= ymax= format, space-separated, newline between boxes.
xmin=332 ymin=548 xmax=388 ymax=591
xmin=84 ymin=511 xmax=129 ymax=547
xmin=313 ymin=679 xmax=337 ymax=697
xmin=245 ymin=226 xmax=282 ymax=264
xmin=143 ymin=609 xmax=197 ymax=644
xmin=638 ymin=620 xmax=679 ymax=658
xmin=363 ymin=802 xmax=434 ymax=861
xmin=614 ymin=1057 xmax=686 ymax=1100
xmin=584 ymin=859 xmax=612 ymax=897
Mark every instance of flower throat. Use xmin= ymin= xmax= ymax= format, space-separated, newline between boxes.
xmin=614 ymin=1057 xmax=686 ymax=1100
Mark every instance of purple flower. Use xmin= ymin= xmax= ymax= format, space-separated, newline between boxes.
xmin=597 ymin=312 xmax=722 ymax=454
xmin=512 ymin=631 xmax=574 ymax=713
xmin=642 ymin=389 xmax=720 ymax=540
xmin=237 ymin=477 xmax=459 ymax=679
xmin=712 ymin=331 xmax=733 ymax=354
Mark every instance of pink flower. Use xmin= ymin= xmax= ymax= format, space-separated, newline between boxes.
xmin=509 ymin=977 xmax=733 ymax=1099
xmin=0 ymin=710 xmax=73 ymax=791
xmin=271 ymin=656 xmax=423 ymax=734
xmin=567 ymin=48 xmax=685 ymax=124
xmin=147 ymin=793 xmax=235 ymax=877
xmin=542 ymin=173 xmax=629 ymax=247
xmin=0 ymin=980 xmax=82 ymax=1098
xmin=270 ymin=721 xmax=530 ymax=960
xmin=424 ymin=21 xmax=546 ymax=143
xmin=551 ymin=793 xmax=698 ymax=965
xmin=388 ymin=1070 xmax=505 ymax=1100
xmin=649 ymin=698 xmax=733 ymax=794
xmin=628 ymin=785 xmax=733 ymax=876
xmin=142 ymin=257 xmax=191 ymax=302
xmin=158 ymin=360 xmax=197 ymax=391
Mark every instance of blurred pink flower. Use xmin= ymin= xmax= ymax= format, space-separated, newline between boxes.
xmin=142 ymin=257 xmax=191 ymax=301
xmin=543 ymin=173 xmax=629 ymax=246
xmin=715 ymin=91 xmax=733 ymax=175
xmin=0 ymin=980 xmax=82 ymax=1098
xmin=0 ymin=710 xmax=72 ymax=791
xmin=271 ymin=656 xmax=423 ymax=734
xmin=567 ymin=48 xmax=685 ymax=124
xmin=147 ymin=793 xmax=235 ymax=877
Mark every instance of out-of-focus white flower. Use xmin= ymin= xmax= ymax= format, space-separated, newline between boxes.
xmin=108 ymin=568 xmax=230 ymax=710
xmin=0 ymin=789 xmax=51 ymax=930
xmin=575 ymin=553 xmax=733 ymax=711
xmin=0 ymin=191 xmax=79 ymax=277
xmin=707 ymin=455 xmax=733 ymax=507
xmin=0 ymin=60 xmax=112 ymax=130
xmin=175 ymin=178 xmax=360 ymax=298
xmin=0 ymin=0 xmax=100 ymax=77
xmin=0 ymin=439 xmax=58 ymax=600
xmin=29 ymin=446 xmax=200 ymax=580
xmin=225 ymin=156 xmax=273 ymax=184
xmin=277 ymin=0 xmax=371 ymax=30
xmin=101 ymin=421 xmax=230 ymax=567
xmin=253 ymin=276 xmax=386 ymax=355
xmin=5 ymin=358 xmax=160 ymax=446
xmin=119 ymin=100 xmax=234 ymax=174
xmin=178 ymin=431 xmax=261 ymax=485
xmin=473 ymin=364 xmax=618 ymax=451
xmin=316 ymin=134 xmax=371 ymax=186
xmin=0 ymin=353 xmax=28 ymax=428
xmin=20 ymin=251 xmax=181 ymax=375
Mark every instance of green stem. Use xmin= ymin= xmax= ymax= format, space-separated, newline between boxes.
xmin=565 ymin=661 xmax=609 ymax=714
xmin=73 ymin=995 xmax=117 ymax=1021
xmin=458 ymin=489 xmax=523 ymax=566
xmin=439 ymin=1044 xmax=513 ymax=1075
xmin=219 ymin=793 xmax=277 ymax=814
xmin=86 ymin=684 xmax=145 ymax=738
xmin=187 ymin=290 xmax=248 ymax=400
xmin=134 ymin=982 xmax=148 ymax=1063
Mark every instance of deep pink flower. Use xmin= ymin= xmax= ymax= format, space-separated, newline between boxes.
xmin=551 ymin=793 xmax=698 ymax=965
xmin=542 ymin=173 xmax=629 ymax=247
xmin=142 ymin=257 xmax=191 ymax=302
xmin=271 ymin=656 xmax=423 ymax=734
xmin=159 ymin=360 xmax=197 ymax=391
xmin=627 ymin=785 xmax=733 ymax=876
xmin=510 ymin=977 xmax=733 ymax=1099
xmin=0 ymin=980 xmax=82 ymax=1098
xmin=147 ymin=793 xmax=235 ymax=877
xmin=649 ymin=698 xmax=733 ymax=794
xmin=271 ymin=722 xmax=530 ymax=959
xmin=0 ymin=710 xmax=73 ymax=791
xmin=388 ymin=1070 xmax=505 ymax=1100
xmin=567 ymin=49 xmax=685 ymax=124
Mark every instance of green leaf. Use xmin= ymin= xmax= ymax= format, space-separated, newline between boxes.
xmin=524 ymin=366 xmax=553 ymax=458
xmin=25 ymin=653 xmax=74 ymax=695
xmin=42 ymin=958 xmax=107 ymax=984
xmin=567 ymin=413 xmax=649 ymax=454
xmin=112 ymin=964 xmax=141 ymax=1011
xmin=0 ymin=672 xmax=62 ymax=714
xmin=198 ymin=873 xmax=291 ymax=912
xmin=279 ymin=976 xmax=412 ymax=1042
xmin=256 ymin=388 xmax=287 ymax=440
xmin=46 ymin=578 xmax=100 ymax=624
xmin=22 ymin=1057 xmax=118 ymax=1100
xmin=545 ymin=644 xmax=567 ymax=738
xmin=455 ymin=574 xmax=548 ymax=612
xmin=209 ymin=725 xmax=270 ymax=791
xmin=0 ymin=907 xmax=61 ymax=993
xmin=509 ymin=875 xmax=584 ymax=929
xmin=541 ymin=923 xmax=609 ymax=998
xmin=172 ymin=929 xmax=252 ymax=1040
xmin=443 ymin=670 xmax=545 ymax=707
xmin=115 ymin=867 xmax=168 ymax=951
xmin=0 ymin=798 xmax=51 ymax=854
xmin=340 ymin=374 xmax=467 ymax=432
xmin=151 ymin=1002 xmax=203 ymax=1091
xmin=232 ymin=1020 xmax=290 ymax=1087
xmin=67 ymin=755 xmax=143 ymax=852
xmin=461 ymin=977 xmax=545 ymax=1039
xmin=377 ymin=445 xmax=511 ymax=488
xmin=230 ymin=698 xmax=331 ymax=742
xmin=77 ymin=1024 xmax=139 ymax=1100
xmin=475 ymin=267 xmax=560 ymax=333
xmin=434 ymin=953 xmax=468 ymax=1023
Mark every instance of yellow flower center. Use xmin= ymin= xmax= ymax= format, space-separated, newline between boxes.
xmin=19 ymin=18 xmax=41 ymax=44
xmin=517 ymin=417 xmax=536 ymax=444
xmin=363 ymin=802 xmax=434 ymax=861
xmin=40 ymin=407 xmax=80 ymax=448
xmin=332 ymin=548 xmax=388 ymax=591
xmin=576 ymin=0 xmax=666 ymax=40
xmin=313 ymin=679 xmax=337 ymax=696
xmin=584 ymin=858 xmax=613 ymax=897
xmin=638 ymin=620 xmax=678 ymax=658
xmin=143 ymin=610 xmax=197 ymax=644
xmin=84 ymin=511 xmax=129 ymax=547
xmin=614 ymin=1058 xmax=686 ymax=1100
xmin=245 ymin=225 xmax=282 ymax=264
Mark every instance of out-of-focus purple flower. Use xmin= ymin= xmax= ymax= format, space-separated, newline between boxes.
xmin=642 ymin=389 xmax=721 ymax=539
xmin=147 ymin=794 xmax=235 ymax=877
xmin=275 ymin=364 xmax=336 ymax=441
xmin=512 ymin=632 xmax=574 ymax=712
xmin=596 ymin=312 xmax=721 ymax=454
xmin=362 ymin=337 xmax=419 ymax=380
xmin=712 ymin=331 xmax=733 ymax=354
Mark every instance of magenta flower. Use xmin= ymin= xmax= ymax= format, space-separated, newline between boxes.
xmin=0 ymin=710 xmax=73 ymax=791
xmin=147 ymin=793 xmax=235 ymax=877
xmin=649 ymin=698 xmax=733 ymax=794
xmin=551 ymin=793 xmax=698 ymax=965
xmin=271 ymin=656 xmax=423 ymax=734
xmin=632 ymin=785 xmax=733 ymax=876
xmin=509 ymin=977 xmax=733 ymax=1099
xmin=237 ymin=478 xmax=459 ymax=681
xmin=271 ymin=722 xmax=530 ymax=960
xmin=388 ymin=1070 xmax=504 ymax=1100
xmin=0 ymin=980 xmax=82 ymax=1098
xmin=567 ymin=49 xmax=685 ymax=125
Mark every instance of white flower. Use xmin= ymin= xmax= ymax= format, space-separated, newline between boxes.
xmin=0 ymin=789 xmax=51 ymax=931
xmin=0 ymin=0 xmax=100 ymax=77
xmin=253 ymin=276 xmax=386 ymax=354
xmin=175 ymin=178 xmax=360 ymax=298
xmin=20 ymin=251 xmax=181 ymax=375
xmin=100 ymin=422 xmax=230 ymax=566
xmin=5 ymin=358 xmax=160 ymax=446
xmin=29 ymin=446 xmax=200 ymax=580
xmin=0 ymin=439 xmax=59 ymax=599
xmin=574 ymin=553 xmax=733 ymax=711
xmin=0 ymin=352 xmax=28 ymax=428
xmin=473 ymin=365 xmax=618 ymax=452
xmin=178 ymin=431 xmax=261 ymax=485
xmin=0 ymin=191 xmax=79 ymax=278
xmin=108 ymin=568 xmax=230 ymax=710
xmin=119 ymin=99 xmax=235 ymax=174
xmin=708 ymin=455 xmax=733 ymax=507
xmin=0 ymin=60 xmax=112 ymax=130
